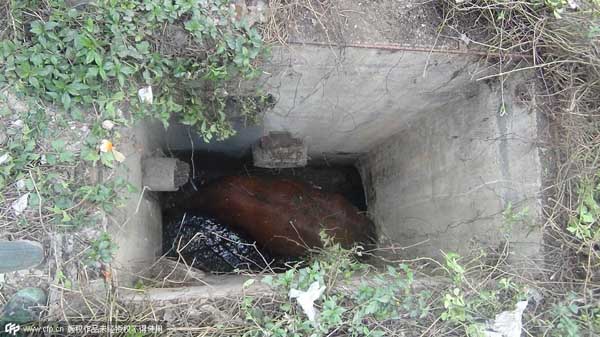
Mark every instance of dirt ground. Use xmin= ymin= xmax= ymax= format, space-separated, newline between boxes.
xmin=266 ymin=0 xmax=459 ymax=48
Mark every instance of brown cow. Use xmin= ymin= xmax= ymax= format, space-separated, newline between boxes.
xmin=182 ymin=176 xmax=375 ymax=256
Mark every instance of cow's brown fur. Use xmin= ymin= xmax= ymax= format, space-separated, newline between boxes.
xmin=185 ymin=176 xmax=375 ymax=256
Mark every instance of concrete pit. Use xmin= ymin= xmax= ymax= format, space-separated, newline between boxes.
xmin=159 ymin=150 xmax=370 ymax=273
xmin=108 ymin=44 xmax=543 ymax=293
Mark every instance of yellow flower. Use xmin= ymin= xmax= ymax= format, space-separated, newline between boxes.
xmin=99 ymin=139 xmax=126 ymax=162
xmin=100 ymin=139 xmax=113 ymax=153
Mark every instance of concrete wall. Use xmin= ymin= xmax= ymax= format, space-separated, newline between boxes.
xmin=358 ymin=78 xmax=543 ymax=269
xmin=163 ymin=121 xmax=262 ymax=158
xmin=164 ymin=45 xmax=486 ymax=161
xmin=260 ymin=46 xmax=483 ymax=161
xmin=111 ymin=121 xmax=164 ymax=283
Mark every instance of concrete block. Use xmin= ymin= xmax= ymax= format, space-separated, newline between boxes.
xmin=252 ymin=132 xmax=307 ymax=168
xmin=142 ymin=157 xmax=190 ymax=191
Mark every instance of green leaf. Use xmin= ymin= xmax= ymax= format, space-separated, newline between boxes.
xmin=98 ymin=241 xmax=110 ymax=250
xmin=85 ymin=51 xmax=96 ymax=64
xmin=45 ymin=22 xmax=59 ymax=31
xmin=29 ymin=193 xmax=40 ymax=207
xmin=580 ymin=206 xmax=594 ymax=224
xmin=243 ymin=279 xmax=255 ymax=289
xmin=59 ymin=151 xmax=75 ymax=163
xmin=136 ymin=41 xmax=150 ymax=55
xmin=61 ymin=210 xmax=72 ymax=222
xmin=98 ymin=66 xmax=107 ymax=80
xmin=30 ymin=53 xmax=44 ymax=66
xmin=262 ymin=275 xmax=274 ymax=286
xmin=364 ymin=301 xmax=380 ymax=315
xmin=61 ymin=92 xmax=72 ymax=110
xmin=100 ymin=151 xmax=115 ymax=168
xmin=67 ymin=8 xmax=79 ymax=18
xmin=85 ymin=67 xmax=98 ymax=78
xmin=51 ymin=139 xmax=66 ymax=151
xmin=29 ymin=76 xmax=40 ymax=88
xmin=63 ymin=278 xmax=72 ymax=289
xmin=95 ymin=52 xmax=104 ymax=67
xmin=30 ymin=22 xmax=45 ymax=35
xmin=120 ymin=65 xmax=135 ymax=75
xmin=66 ymin=82 xmax=88 ymax=96
xmin=46 ymin=154 xmax=57 ymax=165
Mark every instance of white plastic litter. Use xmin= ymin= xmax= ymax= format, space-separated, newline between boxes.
xmin=567 ymin=0 xmax=579 ymax=9
xmin=138 ymin=86 xmax=153 ymax=105
xmin=484 ymin=301 xmax=528 ymax=337
xmin=0 ymin=153 xmax=10 ymax=165
xmin=15 ymin=179 xmax=26 ymax=190
xmin=101 ymin=120 xmax=115 ymax=130
xmin=12 ymin=193 xmax=29 ymax=216
xmin=289 ymin=281 xmax=326 ymax=322
xmin=11 ymin=120 xmax=23 ymax=129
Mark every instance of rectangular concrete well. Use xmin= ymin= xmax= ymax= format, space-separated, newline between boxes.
xmin=110 ymin=44 xmax=544 ymax=293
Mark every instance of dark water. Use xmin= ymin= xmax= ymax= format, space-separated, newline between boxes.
xmin=163 ymin=213 xmax=275 ymax=273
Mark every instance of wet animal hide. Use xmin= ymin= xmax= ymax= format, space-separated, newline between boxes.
xmin=186 ymin=176 xmax=375 ymax=256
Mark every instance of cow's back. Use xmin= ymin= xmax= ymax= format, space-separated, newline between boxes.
xmin=186 ymin=176 xmax=375 ymax=256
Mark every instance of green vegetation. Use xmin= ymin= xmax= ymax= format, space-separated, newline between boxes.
xmin=0 ymin=92 xmax=132 ymax=232
xmin=567 ymin=174 xmax=600 ymax=244
xmin=0 ymin=2 xmax=270 ymax=316
xmin=1 ymin=0 xmax=266 ymax=140
xmin=222 ymin=238 xmax=599 ymax=336
xmin=85 ymin=231 xmax=118 ymax=267
xmin=0 ymin=0 xmax=268 ymax=257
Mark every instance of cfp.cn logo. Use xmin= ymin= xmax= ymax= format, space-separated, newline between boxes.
xmin=4 ymin=323 xmax=20 ymax=336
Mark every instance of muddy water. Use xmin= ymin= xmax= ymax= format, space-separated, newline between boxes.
xmin=163 ymin=213 xmax=276 ymax=273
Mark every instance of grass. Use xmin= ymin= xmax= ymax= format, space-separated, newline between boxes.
xmin=1 ymin=0 xmax=267 ymax=139
xmin=431 ymin=0 xmax=600 ymax=331
xmin=89 ymin=236 xmax=597 ymax=336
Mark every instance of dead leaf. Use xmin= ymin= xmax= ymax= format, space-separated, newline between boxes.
xmin=112 ymin=149 xmax=126 ymax=162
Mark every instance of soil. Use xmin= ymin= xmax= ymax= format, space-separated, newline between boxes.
xmin=269 ymin=0 xmax=459 ymax=48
